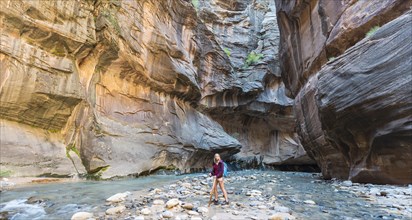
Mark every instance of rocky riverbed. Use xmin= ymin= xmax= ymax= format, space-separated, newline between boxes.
xmin=68 ymin=170 xmax=412 ymax=220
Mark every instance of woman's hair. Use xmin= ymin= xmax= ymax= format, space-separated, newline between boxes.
xmin=214 ymin=153 xmax=220 ymax=163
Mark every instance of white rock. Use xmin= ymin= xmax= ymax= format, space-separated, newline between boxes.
xmin=269 ymin=212 xmax=296 ymax=220
xmin=274 ymin=206 xmax=290 ymax=213
xmin=162 ymin=210 xmax=174 ymax=218
xmin=105 ymin=205 xmax=126 ymax=215
xmin=370 ymin=188 xmax=380 ymax=195
xmin=197 ymin=207 xmax=208 ymax=214
xmin=135 ymin=216 xmax=145 ymax=220
xmin=181 ymin=183 xmax=192 ymax=188
xmin=188 ymin=210 xmax=199 ymax=216
xmin=153 ymin=200 xmax=165 ymax=205
xmin=258 ymin=205 xmax=267 ymax=209
xmin=303 ymin=200 xmax=316 ymax=205
xmin=71 ymin=212 xmax=93 ymax=220
xmin=342 ymin=180 xmax=353 ymax=187
xmin=190 ymin=217 xmax=202 ymax=220
xmin=166 ymin=198 xmax=181 ymax=209
xmin=140 ymin=208 xmax=151 ymax=215
xmin=106 ymin=192 xmax=130 ymax=203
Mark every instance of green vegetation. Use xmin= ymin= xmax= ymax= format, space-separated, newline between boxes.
xmin=223 ymin=48 xmax=231 ymax=57
xmin=192 ymin=0 xmax=200 ymax=10
xmin=86 ymin=165 xmax=110 ymax=180
xmin=328 ymin=57 xmax=336 ymax=62
xmin=66 ymin=143 xmax=80 ymax=158
xmin=48 ymin=128 xmax=60 ymax=133
xmin=244 ymin=51 xmax=264 ymax=68
xmin=366 ymin=26 xmax=380 ymax=37
xmin=102 ymin=9 xmax=121 ymax=34
xmin=0 ymin=170 xmax=12 ymax=177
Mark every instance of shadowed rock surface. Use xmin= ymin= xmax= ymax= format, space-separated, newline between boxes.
xmin=276 ymin=0 xmax=412 ymax=184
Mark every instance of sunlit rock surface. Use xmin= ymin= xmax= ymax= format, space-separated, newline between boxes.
xmin=0 ymin=0 xmax=311 ymax=178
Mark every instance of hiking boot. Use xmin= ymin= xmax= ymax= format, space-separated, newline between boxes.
xmin=223 ymin=200 xmax=230 ymax=205
xmin=213 ymin=199 xmax=219 ymax=205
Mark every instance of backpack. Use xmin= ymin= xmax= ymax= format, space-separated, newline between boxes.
xmin=223 ymin=161 xmax=228 ymax=177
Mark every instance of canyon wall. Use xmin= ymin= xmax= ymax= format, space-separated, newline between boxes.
xmin=276 ymin=0 xmax=412 ymax=184
xmin=0 ymin=0 xmax=312 ymax=178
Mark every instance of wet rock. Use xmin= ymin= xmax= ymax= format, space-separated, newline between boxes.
xmin=342 ymin=181 xmax=353 ymax=187
xmin=71 ymin=212 xmax=94 ymax=220
xmin=303 ymin=200 xmax=316 ymax=205
xmin=106 ymin=205 xmax=126 ymax=215
xmin=166 ymin=199 xmax=180 ymax=209
xmin=106 ymin=192 xmax=130 ymax=203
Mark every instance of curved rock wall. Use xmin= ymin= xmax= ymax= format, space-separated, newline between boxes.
xmin=276 ymin=0 xmax=412 ymax=184
xmin=0 ymin=0 xmax=313 ymax=178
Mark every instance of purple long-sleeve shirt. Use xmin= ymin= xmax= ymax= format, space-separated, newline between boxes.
xmin=211 ymin=161 xmax=224 ymax=178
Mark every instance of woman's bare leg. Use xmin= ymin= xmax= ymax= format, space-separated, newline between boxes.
xmin=211 ymin=177 xmax=218 ymax=200
xmin=218 ymin=178 xmax=228 ymax=202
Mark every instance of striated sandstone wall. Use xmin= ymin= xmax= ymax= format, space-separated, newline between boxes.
xmin=0 ymin=0 xmax=312 ymax=178
xmin=276 ymin=0 xmax=412 ymax=184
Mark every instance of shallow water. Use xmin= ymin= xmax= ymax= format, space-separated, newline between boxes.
xmin=1 ymin=170 xmax=411 ymax=220
xmin=0 ymin=175 xmax=184 ymax=219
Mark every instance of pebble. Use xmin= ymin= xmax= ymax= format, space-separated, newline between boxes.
xmin=106 ymin=205 xmax=126 ymax=215
xmin=140 ymin=208 xmax=151 ymax=215
xmin=71 ymin=212 xmax=93 ymax=220
xmin=166 ymin=199 xmax=180 ymax=209
xmin=153 ymin=199 xmax=165 ymax=205
xmin=162 ymin=210 xmax=174 ymax=218
xmin=188 ymin=210 xmax=199 ymax=216
xmin=303 ymin=200 xmax=316 ymax=205
xmin=181 ymin=183 xmax=192 ymax=188
xmin=274 ymin=206 xmax=290 ymax=213
xmin=197 ymin=207 xmax=209 ymax=214
xmin=342 ymin=180 xmax=353 ymax=187
xmin=269 ymin=212 xmax=296 ymax=220
xmin=106 ymin=192 xmax=130 ymax=203
xmin=258 ymin=205 xmax=267 ymax=209
xmin=182 ymin=203 xmax=194 ymax=210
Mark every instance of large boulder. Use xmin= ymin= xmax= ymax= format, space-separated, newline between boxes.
xmin=290 ymin=7 xmax=412 ymax=183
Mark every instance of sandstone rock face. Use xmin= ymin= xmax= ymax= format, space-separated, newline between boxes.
xmin=197 ymin=0 xmax=313 ymax=166
xmin=276 ymin=0 xmax=412 ymax=184
xmin=276 ymin=0 xmax=411 ymax=97
xmin=0 ymin=0 xmax=311 ymax=178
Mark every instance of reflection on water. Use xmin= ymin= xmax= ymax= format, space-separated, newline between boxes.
xmin=0 ymin=175 xmax=184 ymax=219
xmin=1 ymin=171 xmax=411 ymax=220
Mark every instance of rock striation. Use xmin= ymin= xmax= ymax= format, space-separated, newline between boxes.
xmin=276 ymin=0 xmax=412 ymax=184
xmin=0 ymin=0 xmax=312 ymax=178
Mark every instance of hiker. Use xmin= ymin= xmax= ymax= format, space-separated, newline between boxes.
xmin=209 ymin=153 xmax=229 ymax=205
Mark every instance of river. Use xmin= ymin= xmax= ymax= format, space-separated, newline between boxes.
xmin=1 ymin=170 xmax=411 ymax=219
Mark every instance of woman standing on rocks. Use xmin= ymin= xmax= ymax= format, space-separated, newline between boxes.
xmin=209 ymin=153 xmax=229 ymax=205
